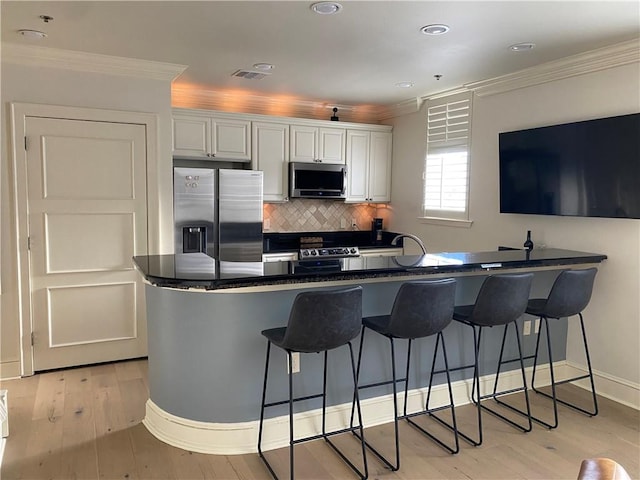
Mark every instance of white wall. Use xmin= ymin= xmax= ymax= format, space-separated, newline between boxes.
xmin=388 ymin=62 xmax=640 ymax=406
xmin=0 ymin=62 xmax=175 ymax=377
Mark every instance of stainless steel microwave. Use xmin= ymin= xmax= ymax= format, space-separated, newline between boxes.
xmin=289 ymin=162 xmax=347 ymax=199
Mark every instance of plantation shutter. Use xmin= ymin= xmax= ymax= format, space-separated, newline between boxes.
xmin=423 ymin=92 xmax=472 ymax=218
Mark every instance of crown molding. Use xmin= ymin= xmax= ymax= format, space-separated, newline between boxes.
xmin=377 ymin=97 xmax=423 ymax=120
xmin=1 ymin=43 xmax=187 ymax=82
xmin=466 ymin=38 xmax=640 ymax=97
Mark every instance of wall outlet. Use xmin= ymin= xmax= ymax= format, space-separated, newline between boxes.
xmin=351 ymin=218 xmax=357 ymax=228
xmin=534 ymin=318 xmax=540 ymax=334
xmin=523 ymin=320 xmax=531 ymax=336
xmin=340 ymin=218 xmax=347 ymax=229
xmin=264 ymin=218 xmax=270 ymax=230
xmin=287 ymin=352 xmax=300 ymax=374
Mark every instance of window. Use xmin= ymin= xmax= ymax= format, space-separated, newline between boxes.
xmin=422 ymin=92 xmax=473 ymax=225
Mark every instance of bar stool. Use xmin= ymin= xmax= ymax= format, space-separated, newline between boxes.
xmin=352 ymin=279 xmax=458 ymax=472
xmin=257 ymin=286 xmax=368 ymax=480
xmin=451 ymin=273 xmax=534 ymax=446
xmin=524 ymin=267 xmax=599 ymax=428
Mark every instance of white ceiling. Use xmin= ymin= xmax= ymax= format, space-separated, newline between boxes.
xmin=2 ymin=1 xmax=639 ymax=108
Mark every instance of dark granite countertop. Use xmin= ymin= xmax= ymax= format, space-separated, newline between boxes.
xmin=133 ymin=248 xmax=607 ymax=290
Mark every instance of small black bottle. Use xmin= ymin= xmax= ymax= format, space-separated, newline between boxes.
xmin=524 ymin=230 xmax=534 ymax=251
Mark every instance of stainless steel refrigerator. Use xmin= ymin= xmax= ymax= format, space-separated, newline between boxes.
xmin=173 ymin=167 xmax=263 ymax=261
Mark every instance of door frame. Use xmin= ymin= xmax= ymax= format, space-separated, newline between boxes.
xmin=10 ymin=102 xmax=160 ymax=376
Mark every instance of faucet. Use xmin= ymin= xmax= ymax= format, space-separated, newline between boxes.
xmin=391 ymin=233 xmax=427 ymax=255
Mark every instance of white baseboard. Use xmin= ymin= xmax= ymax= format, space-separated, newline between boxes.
xmin=144 ymin=362 xmax=560 ymax=455
xmin=561 ymin=362 xmax=640 ymax=411
xmin=144 ymin=361 xmax=640 ymax=455
xmin=0 ymin=361 xmax=21 ymax=381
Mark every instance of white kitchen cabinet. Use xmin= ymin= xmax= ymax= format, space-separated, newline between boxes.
xmin=346 ymin=130 xmax=392 ymax=202
xmin=252 ymin=122 xmax=290 ymax=202
xmin=290 ymin=125 xmax=346 ymax=164
xmin=172 ymin=112 xmax=251 ymax=161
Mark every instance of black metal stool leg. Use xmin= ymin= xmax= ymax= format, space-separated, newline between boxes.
xmin=534 ymin=314 xmax=598 ymax=417
xmin=530 ymin=316 xmax=560 ymax=429
xmin=486 ymin=323 xmax=533 ymax=432
xmin=404 ymin=332 xmax=460 ymax=454
xmin=288 ymin=350 xmax=295 ymax=479
xmin=258 ymin=341 xmax=280 ymax=480
xmin=350 ymin=325 xmax=366 ymax=429
xmin=326 ymin=342 xmax=369 ymax=480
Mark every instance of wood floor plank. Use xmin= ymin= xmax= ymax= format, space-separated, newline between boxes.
xmin=95 ymin=428 xmax=139 ymax=480
xmin=129 ymin=422 xmax=176 ymax=479
xmin=60 ymin=387 xmax=99 ymax=479
xmin=1 ymin=359 xmax=638 ymax=480
xmin=166 ymin=448 xmax=217 ymax=480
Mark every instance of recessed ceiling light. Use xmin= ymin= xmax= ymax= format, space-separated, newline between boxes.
xmin=253 ymin=63 xmax=275 ymax=71
xmin=395 ymin=82 xmax=414 ymax=88
xmin=18 ymin=29 xmax=47 ymax=39
xmin=420 ymin=24 xmax=450 ymax=35
xmin=311 ymin=2 xmax=343 ymax=15
xmin=509 ymin=43 xmax=536 ymax=51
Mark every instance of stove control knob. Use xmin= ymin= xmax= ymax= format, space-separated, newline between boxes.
xmin=310 ymin=250 xmax=317 ymax=255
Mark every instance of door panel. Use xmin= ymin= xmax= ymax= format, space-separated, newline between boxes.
xmin=45 ymin=213 xmax=135 ymax=272
xmin=47 ymin=283 xmax=137 ymax=346
xmin=26 ymin=117 xmax=148 ymax=371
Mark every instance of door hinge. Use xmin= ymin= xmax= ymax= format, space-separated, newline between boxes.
xmin=24 ymin=136 xmax=27 ymax=151
xmin=31 ymin=332 xmax=35 ymax=346
xmin=27 ymin=236 xmax=31 ymax=251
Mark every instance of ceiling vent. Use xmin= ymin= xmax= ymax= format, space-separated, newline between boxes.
xmin=231 ymin=69 xmax=271 ymax=80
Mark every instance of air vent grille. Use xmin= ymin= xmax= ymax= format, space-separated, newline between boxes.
xmin=231 ymin=70 xmax=270 ymax=80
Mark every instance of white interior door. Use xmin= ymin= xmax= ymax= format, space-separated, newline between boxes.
xmin=25 ymin=117 xmax=148 ymax=371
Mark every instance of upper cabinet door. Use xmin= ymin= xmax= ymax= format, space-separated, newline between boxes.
xmin=345 ymin=130 xmax=370 ymax=202
xmin=252 ymin=122 xmax=290 ymax=202
xmin=172 ymin=112 xmax=250 ymax=161
xmin=345 ymin=129 xmax=392 ymax=203
xmin=290 ymin=125 xmax=346 ymax=163
xmin=318 ymin=127 xmax=346 ymax=164
xmin=368 ymin=131 xmax=392 ymax=202
xmin=290 ymin=125 xmax=318 ymax=163
xmin=172 ymin=115 xmax=211 ymax=158
xmin=212 ymin=118 xmax=251 ymax=161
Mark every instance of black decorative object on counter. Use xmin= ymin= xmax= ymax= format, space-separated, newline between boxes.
xmin=524 ymin=230 xmax=534 ymax=251
xmin=330 ymin=107 xmax=339 ymax=121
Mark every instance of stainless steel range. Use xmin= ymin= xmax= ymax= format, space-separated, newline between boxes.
xmin=299 ymin=246 xmax=360 ymax=259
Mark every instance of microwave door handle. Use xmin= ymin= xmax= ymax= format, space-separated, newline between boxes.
xmin=342 ymin=168 xmax=347 ymax=194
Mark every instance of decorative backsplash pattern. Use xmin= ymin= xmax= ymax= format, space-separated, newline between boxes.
xmin=264 ymin=200 xmax=379 ymax=232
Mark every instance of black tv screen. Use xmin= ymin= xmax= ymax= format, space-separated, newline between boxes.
xmin=499 ymin=113 xmax=640 ymax=219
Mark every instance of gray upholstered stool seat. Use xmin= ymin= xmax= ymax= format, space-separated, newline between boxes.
xmin=450 ymin=273 xmax=534 ymax=447
xmin=258 ymin=286 xmax=368 ymax=480
xmin=353 ymin=279 xmax=458 ymax=472
xmin=524 ymin=267 xmax=599 ymax=428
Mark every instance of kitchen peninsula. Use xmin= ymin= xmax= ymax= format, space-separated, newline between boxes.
xmin=133 ymin=248 xmax=606 ymax=455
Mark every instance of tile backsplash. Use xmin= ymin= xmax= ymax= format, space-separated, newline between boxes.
xmin=264 ymin=199 xmax=380 ymax=232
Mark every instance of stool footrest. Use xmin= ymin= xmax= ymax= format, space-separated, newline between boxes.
xmin=478 ymin=385 xmax=527 ymax=401
xmin=357 ymin=377 xmax=407 ymax=391
xmin=263 ymin=392 xmax=324 ymax=409
xmin=292 ymin=425 xmax=362 ymax=445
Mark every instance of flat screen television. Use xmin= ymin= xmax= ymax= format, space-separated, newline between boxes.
xmin=499 ymin=113 xmax=640 ymax=219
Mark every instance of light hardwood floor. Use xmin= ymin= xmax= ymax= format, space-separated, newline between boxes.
xmin=1 ymin=358 xmax=638 ymax=480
